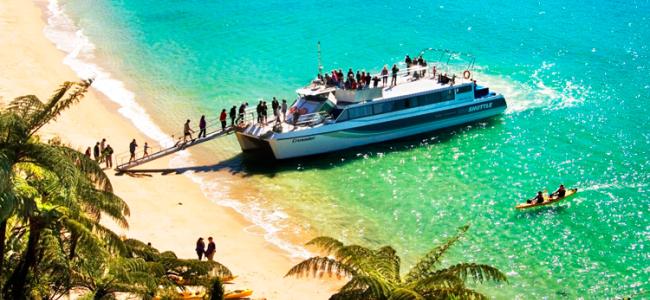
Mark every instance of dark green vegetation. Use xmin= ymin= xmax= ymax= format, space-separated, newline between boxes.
xmin=286 ymin=225 xmax=507 ymax=299
xmin=0 ymin=81 xmax=230 ymax=299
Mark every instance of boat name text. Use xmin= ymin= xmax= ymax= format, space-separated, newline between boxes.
xmin=468 ymin=102 xmax=492 ymax=112
xmin=291 ymin=137 xmax=315 ymax=143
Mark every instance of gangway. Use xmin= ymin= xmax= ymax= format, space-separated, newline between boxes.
xmin=114 ymin=108 xmax=257 ymax=172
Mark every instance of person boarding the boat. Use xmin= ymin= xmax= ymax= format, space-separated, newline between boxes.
xmin=183 ymin=119 xmax=194 ymax=143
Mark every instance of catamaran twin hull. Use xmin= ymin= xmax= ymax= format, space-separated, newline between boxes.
xmin=236 ymin=95 xmax=506 ymax=159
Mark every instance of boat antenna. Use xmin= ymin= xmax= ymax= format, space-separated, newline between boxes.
xmin=317 ymin=41 xmax=323 ymax=76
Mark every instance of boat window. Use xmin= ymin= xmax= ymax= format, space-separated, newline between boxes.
xmin=373 ymin=102 xmax=393 ymax=115
xmin=336 ymin=109 xmax=348 ymax=121
xmin=455 ymin=85 xmax=473 ymax=94
xmin=348 ymin=105 xmax=373 ymax=119
xmin=441 ymin=89 xmax=455 ymax=101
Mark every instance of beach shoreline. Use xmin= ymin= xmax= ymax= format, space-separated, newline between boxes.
xmin=0 ymin=0 xmax=339 ymax=298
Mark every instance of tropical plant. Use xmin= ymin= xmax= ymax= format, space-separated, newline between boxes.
xmin=0 ymin=81 xmax=231 ymax=298
xmin=286 ymin=225 xmax=507 ymax=299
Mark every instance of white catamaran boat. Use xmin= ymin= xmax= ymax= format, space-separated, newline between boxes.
xmin=235 ymin=49 xmax=507 ymax=159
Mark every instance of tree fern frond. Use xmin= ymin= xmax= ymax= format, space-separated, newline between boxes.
xmin=403 ymin=225 xmax=469 ymax=283
xmin=329 ymin=289 xmax=370 ymax=300
xmin=387 ymin=288 xmax=424 ymax=300
xmin=423 ymin=286 xmax=488 ymax=300
xmin=27 ymin=81 xmax=91 ymax=137
xmin=306 ymin=236 xmax=345 ymax=255
xmin=437 ymin=263 xmax=507 ymax=284
xmin=285 ymin=256 xmax=355 ymax=278
xmin=6 ymin=95 xmax=44 ymax=120
xmin=339 ymin=274 xmax=393 ymax=299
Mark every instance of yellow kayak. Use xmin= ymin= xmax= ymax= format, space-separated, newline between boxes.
xmin=515 ymin=188 xmax=578 ymax=209
xmin=224 ymin=289 xmax=253 ymax=299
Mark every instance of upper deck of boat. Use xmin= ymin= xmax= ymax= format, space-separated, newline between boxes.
xmin=239 ymin=67 xmax=477 ymax=137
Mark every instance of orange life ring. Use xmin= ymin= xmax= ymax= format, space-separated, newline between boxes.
xmin=463 ymin=70 xmax=471 ymax=79
xmin=298 ymin=108 xmax=308 ymax=115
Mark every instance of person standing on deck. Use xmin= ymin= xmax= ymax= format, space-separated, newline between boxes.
xmin=205 ymin=237 xmax=216 ymax=261
xmin=104 ymin=144 xmax=113 ymax=168
xmin=405 ymin=55 xmax=412 ymax=74
xmin=272 ymin=97 xmax=279 ymax=122
xmin=195 ymin=237 xmax=205 ymax=260
xmin=256 ymin=101 xmax=263 ymax=124
xmin=261 ymin=101 xmax=268 ymax=125
xmin=281 ymin=99 xmax=288 ymax=122
xmin=128 ymin=139 xmax=137 ymax=163
xmin=391 ymin=64 xmax=399 ymax=86
xmin=198 ymin=115 xmax=207 ymax=138
xmin=381 ymin=65 xmax=389 ymax=86
xmin=229 ymin=105 xmax=237 ymax=126
xmin=237 ymin=103 xmax=246 ymax=124
xmin=219 ymin=109 xmax=227 ymax=131
xmin=143 ymin=142 xmax=150 ymax=158
xmin=292 ymin=109 xmax=301 ymax=130
xmin=183 ymin=120 xmax=194 ymax=142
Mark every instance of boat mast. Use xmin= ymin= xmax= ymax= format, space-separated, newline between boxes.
xmin=317 ymin=41 xmax=323 ymax=76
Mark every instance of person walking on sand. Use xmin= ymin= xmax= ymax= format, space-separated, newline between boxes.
xmin=84 ymin=147 xmax=92 ymax=158
xmin=143 ymin=142 xmax=150 ymax=158
xmin=195 ymin=237 xmax=205 ymax=260
xmin=281 ymin=99 xmax=288 ymax=122
xmin=104 ymin=144 xmax=114 ymax=168
xmin=205 ymin=237 xmax=216 ymax=261
xmin=128 ymin=139 xmax=137 ymax=163
xmin=229 ymin=105 xmax=237 ymax=126
xmin=183 ymin=119 xmax=194 ymax=142
xmin=219 ymin=109 xmax=227 ymax=131
xmin=93 ymin=142 xmax=100 ymax=161
xmin=198 ymin=115 xmax=207 ymax=139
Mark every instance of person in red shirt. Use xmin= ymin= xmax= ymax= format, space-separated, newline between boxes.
xmin=220 ymin=109 xmax=227 ymax=131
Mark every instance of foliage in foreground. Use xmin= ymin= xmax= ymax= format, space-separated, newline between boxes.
xmin=286 ymin=225 xmax=507 ymax=300
xmin=0 ymin=81 xmax=230 ymax=299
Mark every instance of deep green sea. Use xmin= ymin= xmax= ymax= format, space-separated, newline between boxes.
xmin=49 ymin=0 xmax=649 ymax=298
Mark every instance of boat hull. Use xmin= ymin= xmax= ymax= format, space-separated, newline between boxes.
xmin=237 ymin=95 xmax=506 ymax=159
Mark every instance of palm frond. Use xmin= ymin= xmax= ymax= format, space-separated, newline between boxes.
xmin=285 ymin=256 xmax=355 ymax=278
xmin=403 ymin=225 xmax=469 ymax=283
xmin=329 ymin=289 xmax=371 ymax=300
xmin=306 ymin=236 xmax=345 ymax=255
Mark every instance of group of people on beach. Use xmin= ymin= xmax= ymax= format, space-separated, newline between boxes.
xmin=195 ymin=237 xmax=216 ymax=261
xmin=84 ymin=138 xmax=114 ymax=169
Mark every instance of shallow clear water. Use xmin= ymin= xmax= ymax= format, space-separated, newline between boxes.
xmin=59 ymin=0 xmax=649 ymax=297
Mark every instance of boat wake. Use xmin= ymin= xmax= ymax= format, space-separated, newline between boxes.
xmin=476 ymin=62 xmax=591 ymax=114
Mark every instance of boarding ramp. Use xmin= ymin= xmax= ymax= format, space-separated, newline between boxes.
xmin=114 ymin=108 xmax=257 ymax=172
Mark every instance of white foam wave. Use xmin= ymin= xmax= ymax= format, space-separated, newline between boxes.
xmin=44 ymin=0 xmax=311 ymax=260
xmin=474 ymin=61 xmax=591 ymax=114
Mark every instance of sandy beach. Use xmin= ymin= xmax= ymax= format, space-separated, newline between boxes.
xmin=0 ymin=0 xmax=338 ymax=298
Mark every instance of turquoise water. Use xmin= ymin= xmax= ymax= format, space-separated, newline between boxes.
xmin=59 ymin=0 xmax=649 ymax=298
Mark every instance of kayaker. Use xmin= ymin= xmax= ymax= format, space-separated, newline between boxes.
xmin=554 ymin=184 xmax=566 ymax=198
xmin=535 ymin=191 xmax=544 ymax=204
